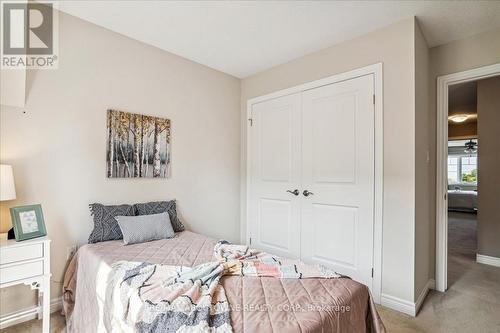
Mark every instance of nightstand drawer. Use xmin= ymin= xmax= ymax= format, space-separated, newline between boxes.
xmin=0 ymin=260 xmax=44 ymax=284
xmin=0 ymin=243 xmax=43 ymax=265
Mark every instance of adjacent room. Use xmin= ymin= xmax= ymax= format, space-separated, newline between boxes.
xmin=447 ymin=82 xmax=479 ymax=287
xmin=0 ymin=1 xmax=499 ymax=332
xmin=442 ymin=75 xmax=500 ymax=324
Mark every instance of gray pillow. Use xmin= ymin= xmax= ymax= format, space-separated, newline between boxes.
xmin=88 ymin=203 xmax=135 ymax=243
xmin=134 ymin=200 xmax=185 ymax=232
xmin=116 ymin=212 xmax=174 ymax=245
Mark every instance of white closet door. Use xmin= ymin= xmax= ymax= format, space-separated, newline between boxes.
xmin=249 ymin=93 xmax=302 ymax=259
xmin=300 ymin=74 xmax=375 ymax=287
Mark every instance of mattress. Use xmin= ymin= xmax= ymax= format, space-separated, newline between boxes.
xmin=63 ymin=230 xmax=384 ymax=332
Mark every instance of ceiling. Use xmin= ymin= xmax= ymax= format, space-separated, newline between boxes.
xmin=449 ymin=81 xmax=477 ymax=117
xmin=58 ymin=1 xmax=500 ymax=78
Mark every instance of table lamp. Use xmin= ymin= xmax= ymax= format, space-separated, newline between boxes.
xmin=1 ymin=164 xmax=17 ymax=239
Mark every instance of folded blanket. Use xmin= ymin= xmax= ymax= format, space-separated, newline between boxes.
xmin=105 ymin=241 xmax=341 ymax=333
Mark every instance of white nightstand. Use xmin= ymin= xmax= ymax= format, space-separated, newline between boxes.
xmin=0 ymin=236 xmax=51 ymax=333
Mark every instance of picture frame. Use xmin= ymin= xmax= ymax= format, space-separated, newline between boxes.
xmin=106 ymin=109 xmax=171 ymax=178
xmin=10 ymin=204 xmax=47 ymax=241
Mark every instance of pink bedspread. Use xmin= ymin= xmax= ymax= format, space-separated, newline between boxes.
xmin=63 ymin=231 xmax=385 ymax=332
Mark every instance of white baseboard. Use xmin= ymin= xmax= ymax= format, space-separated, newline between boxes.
xmin=380 ymin=293 xmax=415 ymax=316
xmin=477 ymin=254 xmax=500 ymax=268
xmin=0 ymin=297 xmax=62 ymax=329
xmin=414 ymin=279 xmax=434 ymax=315
xmin=381 ymin=279 xmax=435 ymax=317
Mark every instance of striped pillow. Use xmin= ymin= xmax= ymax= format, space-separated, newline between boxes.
xmin=134 ymin=200 xmax=185 ymax=232
xmin=88 ymin=203 xmax=135 ymax=243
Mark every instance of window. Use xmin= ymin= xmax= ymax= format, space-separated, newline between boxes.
xmin=447 ymin=155 xmax=477 ymax=184
xmin=447 ymin=156 xmax=459 ymax=184
xmin=460 ymin=156 xmax=477 ymax=183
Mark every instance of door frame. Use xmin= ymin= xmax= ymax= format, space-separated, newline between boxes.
xmin=435 ymin=62 xmax=500 ymax=292
xmin=244 ymin=63 xmax=383 ymax=303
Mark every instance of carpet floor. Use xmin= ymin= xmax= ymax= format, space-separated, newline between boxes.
xmin=2 ymin=212 xmax=499 ymax=332
xmin=377 ymin=211 xmax=500 ymax=332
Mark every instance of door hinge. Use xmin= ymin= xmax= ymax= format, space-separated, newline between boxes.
xmin=371 ymin=268 xmax=374 ymax=278
xmin=248 ymin=118 xmax=253 ymax=126
xmin=249 ymin=237 xmax=252 ymax=245
xmin=444 ymin=193 xmax=447 ymax=200
xmin=372 ymin=94 xmax=375 ymax=105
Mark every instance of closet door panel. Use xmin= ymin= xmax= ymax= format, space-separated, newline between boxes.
xmin=260 ymin=108 xmax=292 ymax=182
xmin=310 ymin=203 xmax=358 ymax=268
xmin=301 ymin=74 xmax=375 ymax=288
xmin=311 ymin=93 xmax=357 ymax=183
xmin=258 ymin=198 xmax=292 ymax=251
xmin=249 ymin=93 xmax=302 ymax=259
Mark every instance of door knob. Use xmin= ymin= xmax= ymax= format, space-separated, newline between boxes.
xmin=287 ymin=189 xmax=299 ymax=196
xmin=303 ymin=190 xmax=314 ymax=197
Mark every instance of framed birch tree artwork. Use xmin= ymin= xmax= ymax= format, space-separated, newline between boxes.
xmin=106 ymin=109 xmax=171 ymax=178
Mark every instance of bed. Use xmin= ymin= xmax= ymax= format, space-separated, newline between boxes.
xmin=447 ymin=189 xmax=477 ymax=212
xmin=63 ymin=230 xmax=384 ymax=332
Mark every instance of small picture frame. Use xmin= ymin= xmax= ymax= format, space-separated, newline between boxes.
xmin=10 ymin=204 xmax=47 ymax=241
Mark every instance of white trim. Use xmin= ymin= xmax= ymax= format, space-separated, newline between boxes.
xmin=477 ymin=254 xmax=500 ymax=268
xmin=373 ymin=63 xmax=384 ymax=306
xmin=436 ymin=62 xmax=500 ymax=292
xmin=242 ymin=63 xmax=384 ymax=304
xmin=380 ymin=294 xmax=415 ymax=316
xmin=244 ymin=97 xmax=252 ymax=246
xmin=381 ymin=279 xmax=434 ymax=317
xmin=0 ymin=297 xmax=62 ymax=329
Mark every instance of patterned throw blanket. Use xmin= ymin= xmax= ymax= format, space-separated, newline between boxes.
xmin=105 ymin=241 xmax=341 ymax=333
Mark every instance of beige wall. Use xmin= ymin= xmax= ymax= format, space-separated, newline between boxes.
xmin=0 ymin=12 xmax=241 ymax=315
xmin=414 ymin=20 xmax=433 ymax=298
xmin=0 ymin=69 xmax=25 ymax=108
xmin=241 ymin=18 xmax=417 ymax=303
xmin=477 ymin=76 xmax=500 ymax=258
xmin=428 ymin=26 xmax=500 ymax=278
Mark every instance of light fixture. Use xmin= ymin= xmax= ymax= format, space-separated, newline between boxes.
xmin=0 ymin=164 xmax=16 ymax=201
xmin=448 ymin=114 xmax=470 ymax=123
xmin=464 ymin=140 xmax=477 ymax=154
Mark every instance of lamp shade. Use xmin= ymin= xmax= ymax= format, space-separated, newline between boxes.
xmin=0 ymin=164 xmax=16 ymax=201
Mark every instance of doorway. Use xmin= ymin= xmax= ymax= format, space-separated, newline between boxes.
xmin=249 ymin=75 xmax=375 ymax=287
xmin=447 ymin=88 xmax=478 ymax=287
xmin=245 ymin=64 xmax=384 ymax=302
xmin=436 ymin=63 xmax=500 ymax=292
